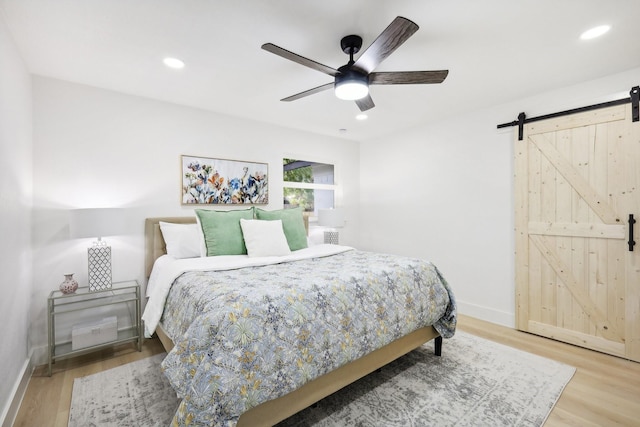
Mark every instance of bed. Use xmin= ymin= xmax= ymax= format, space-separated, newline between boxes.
xmin=143 ymin=214 xmax=456 ymax=426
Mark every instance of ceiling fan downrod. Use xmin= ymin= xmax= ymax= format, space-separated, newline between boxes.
xmin=340 ymin=35 xmax=363 ymax=66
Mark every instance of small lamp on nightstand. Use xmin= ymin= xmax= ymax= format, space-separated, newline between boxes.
xmin=70 ymin=208 xmax=125 ymax=292
xmin=318 ymin=208 xmax=345 ymax=244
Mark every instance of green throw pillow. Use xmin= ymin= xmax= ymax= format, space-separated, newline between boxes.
xmin=255 ymin=207 xmax=308 ymax=251
xmin=196 ymin=208 xmax=254 ymax=256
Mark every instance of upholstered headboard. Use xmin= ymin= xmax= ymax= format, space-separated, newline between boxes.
xmin=145 ymin=214 xmax=310 ymax=278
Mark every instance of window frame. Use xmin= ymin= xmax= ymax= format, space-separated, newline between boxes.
xmin=282 ymin=158 xmax=339 ymax=214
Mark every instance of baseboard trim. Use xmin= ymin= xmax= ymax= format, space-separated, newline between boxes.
xmin=1 ymin=354 xmax=33 ymax=427
xmin=457 ymin=300 xmax=514 ymax=328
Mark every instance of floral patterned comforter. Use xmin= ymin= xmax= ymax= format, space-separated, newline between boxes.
xmin=160 ymin=249 xmax=457 ymax=426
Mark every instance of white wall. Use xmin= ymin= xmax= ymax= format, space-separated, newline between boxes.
xmin=359 ymin=67 xmax=640 ymax=327
xmin=30 ymin=76 xmax=360 ymax=364
xmin=0 ymin=11 xmax=33 ymax=426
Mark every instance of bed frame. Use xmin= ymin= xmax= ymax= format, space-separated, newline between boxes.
xmin=144 ymin=216 xmax=442 ymax=427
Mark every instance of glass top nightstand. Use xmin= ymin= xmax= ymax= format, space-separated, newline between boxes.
xmin=47 ymin=280 xmax=142 ymax=376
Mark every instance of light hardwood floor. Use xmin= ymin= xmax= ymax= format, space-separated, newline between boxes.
xmin=13 ymin=315 xmax=640 ymax=426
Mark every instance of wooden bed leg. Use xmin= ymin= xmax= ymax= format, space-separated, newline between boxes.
xmin=434 ymin=336 xmax=443 ymax=356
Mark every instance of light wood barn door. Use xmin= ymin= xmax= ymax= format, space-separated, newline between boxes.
xmin=515 ymin=103 xmax=640 ymax=362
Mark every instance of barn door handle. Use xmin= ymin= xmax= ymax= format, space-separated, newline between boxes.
xmin=630 ymin=214 xmax=637 ymax=252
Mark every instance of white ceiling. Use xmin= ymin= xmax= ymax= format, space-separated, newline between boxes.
xmin=2 ymin=0 xmax=639 ymax=141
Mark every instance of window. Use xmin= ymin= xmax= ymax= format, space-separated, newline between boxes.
xmin=283 ymin=159 xmax=336 ymax=214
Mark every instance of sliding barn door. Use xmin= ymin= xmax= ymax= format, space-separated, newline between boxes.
xmin=515 ymin=103 xmax=640 ymax=362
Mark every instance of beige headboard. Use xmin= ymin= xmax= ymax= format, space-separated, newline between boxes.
xmin=145 ymin=213 xmax=310 ymax=278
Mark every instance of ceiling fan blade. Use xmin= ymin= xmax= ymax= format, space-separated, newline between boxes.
xmin=355 ymin=94 xmax=375 ymax=111
xmin=369 ymin=70 xmax=449 ymax=85
xmin=281 ymin=82 xmax=334 ymax=102
xmin=262 ymin=43 xmax=338 ymax=77
xmin=353 ymin=16 xmax=419 ymax=74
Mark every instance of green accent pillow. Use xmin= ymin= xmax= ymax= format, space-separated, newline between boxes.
xmin=255 ymin=207 xmax=308 ymax=251
xmin=195 ymin=208 xmax=254 ymax=256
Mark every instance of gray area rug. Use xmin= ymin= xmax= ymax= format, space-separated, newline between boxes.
xmin=69 ymin=331 xmax=575 ymax=426
xmin=68 ymin=353 xmax=180 ymax=427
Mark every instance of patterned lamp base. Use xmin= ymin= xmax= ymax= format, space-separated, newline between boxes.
xmin=324 ymin=231 xmax=340 ymax=245
xmin=88 ymin=245 xmax=112 ymax=292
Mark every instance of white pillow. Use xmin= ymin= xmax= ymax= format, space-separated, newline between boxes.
xmin=240 ymin=219 xmax=291 ymax=257
xmin=194 ymin=215 xmax=208 ymax=257
xmin=159 ymin=222 xmax=202 ymax=259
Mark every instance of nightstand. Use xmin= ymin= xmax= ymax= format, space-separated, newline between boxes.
xmin=47 ymin=280 xmax=142 ymax=376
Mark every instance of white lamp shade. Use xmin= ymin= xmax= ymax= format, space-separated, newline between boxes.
xmin=69 ymin=208 xmax=126 ymax=239
xmin=318 ymin=208 xmax=345 ymax=228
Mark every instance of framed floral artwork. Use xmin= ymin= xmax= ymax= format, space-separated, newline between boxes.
xmin=181 ymin=155 xmax=269 ymax=205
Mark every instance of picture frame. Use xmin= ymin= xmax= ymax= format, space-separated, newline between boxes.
xmin=181 ymin=155 xmax=269 ymax=205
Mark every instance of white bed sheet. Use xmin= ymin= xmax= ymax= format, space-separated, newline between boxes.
xmin=142 ymin=244 xmax=353 ymax=337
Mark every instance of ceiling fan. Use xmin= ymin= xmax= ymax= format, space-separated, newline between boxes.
xmin=261 ymin=16 xmax=448 ymax=112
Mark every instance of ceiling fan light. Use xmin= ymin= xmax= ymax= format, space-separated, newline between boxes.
xmin=335 ymin=69 xmax=369 ymax=100
xmin=335 ymin=82 xmax=368 ymax=100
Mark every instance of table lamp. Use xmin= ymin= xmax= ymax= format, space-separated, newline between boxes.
xmin=318 ymin=208 xmax=345 ymax=244
xmin=70 ymin=208 xmax=125 ymax=291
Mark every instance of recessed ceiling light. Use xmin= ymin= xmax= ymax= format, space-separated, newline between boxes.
xmin=163 ymin=57 xmax=185 ymax=69
xmin=356 ymin=114 xmax=368 ymax=121
xmin=580 ymin=25 xmax=610 ymax=40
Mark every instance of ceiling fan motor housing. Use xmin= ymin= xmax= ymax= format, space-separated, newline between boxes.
xmin=336 ymin=65 xmax=368 ymax=84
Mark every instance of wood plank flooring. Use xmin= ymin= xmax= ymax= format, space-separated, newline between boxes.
xmin=12 ymin=315 xmax=640 ymax=426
